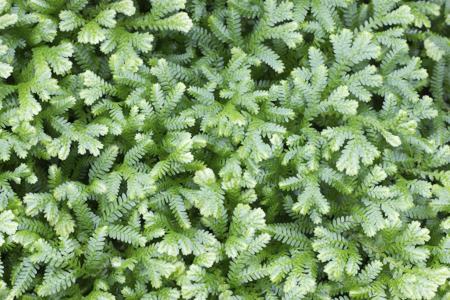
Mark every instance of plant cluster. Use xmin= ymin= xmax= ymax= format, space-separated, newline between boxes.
xmin=0 ymin=0 xmax=449 ymax=299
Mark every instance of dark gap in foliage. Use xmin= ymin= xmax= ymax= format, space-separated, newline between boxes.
xmin=136 ymin=0 xmax=151 ymax=13
xmin=371 ymin=94 xmax=384 ymax=111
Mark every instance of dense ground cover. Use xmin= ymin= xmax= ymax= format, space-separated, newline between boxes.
xmin=0 ymin=0 xmax=449 ymax=299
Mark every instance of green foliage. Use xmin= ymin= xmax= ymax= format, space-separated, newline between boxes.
xmin=0 ymin=0 xmax=449 ymax=299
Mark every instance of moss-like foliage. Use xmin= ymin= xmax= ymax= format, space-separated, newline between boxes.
xmin=0 ymin=0 xmax=449 ymax=299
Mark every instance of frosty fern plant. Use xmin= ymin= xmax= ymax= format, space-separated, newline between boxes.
xmin=0 ymin=0 xmax=449 ymax=299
